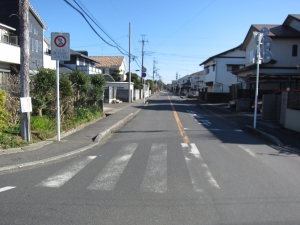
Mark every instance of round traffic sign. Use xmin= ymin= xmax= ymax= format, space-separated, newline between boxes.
xmin=54 ymin=35 xmax=67 ymax=47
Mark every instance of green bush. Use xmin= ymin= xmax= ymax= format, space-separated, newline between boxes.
xmin=31 ymin=116 xmax=56 ymax=139
xmin=0 ymin=91 xmax=9 ymax=133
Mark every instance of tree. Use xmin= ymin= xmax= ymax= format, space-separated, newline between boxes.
xmin=32 ymin=68 xmax=56 ymax=117
xmin=146 ymin=79 xmax=156 ymax=92
xmin=90 ymin=74 xmax=106 ymax=105
xmin=125 ymin=72 xmax=142 ymax=89
xmin=59 ymin=75 xmax=73 ymax=121
xmin=111 ymin=69 xmax=121 ymax=81
xmin=69 ymin=70 xmax=89 ymax=107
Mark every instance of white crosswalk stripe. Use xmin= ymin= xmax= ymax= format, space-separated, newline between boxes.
xmin=87 ymin=143 xmax=138 ymax=191
xmin=35 ymin=143 xmax=220 ymax=193
xmin=182 ymin=143 xmax=220 ymax=191
xmin=36 ymin=156 xmax=97 ymax=188
xmin=141 ymin=143 xmax=167 ymax=193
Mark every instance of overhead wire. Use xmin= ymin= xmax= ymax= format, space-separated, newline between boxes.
xmin=73 ymin=0 xmax=129 ymax=55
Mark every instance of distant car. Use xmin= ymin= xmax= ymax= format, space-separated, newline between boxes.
xmin=188 ymin=88 xmax=198 ymax=97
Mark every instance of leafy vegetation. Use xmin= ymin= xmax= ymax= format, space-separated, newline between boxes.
xmin=125 ymin=72 xmax=143 ymax=89
xmin=0 ymin=69 xmax=106 ymax=149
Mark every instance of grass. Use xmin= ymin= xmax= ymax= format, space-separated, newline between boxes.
xmin=0 ymin=106 xmax=104 ymax=149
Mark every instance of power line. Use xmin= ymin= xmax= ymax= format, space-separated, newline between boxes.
xmin=63 ymin=0 xmax=135 ymax=57
xmin=73 ymin=0 xmax=129 ymax=54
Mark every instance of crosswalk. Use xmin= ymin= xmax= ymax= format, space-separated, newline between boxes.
xmin=33 ymin=143 xmax=220 ymax=193
xmin=186 ymin=110 xmax=243 ymax=132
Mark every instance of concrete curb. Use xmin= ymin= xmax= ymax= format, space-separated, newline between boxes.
xmin=0 ymin=108 xmax=142 ymax=174
xmin=197 ymin=104 xmax=284 ymax=147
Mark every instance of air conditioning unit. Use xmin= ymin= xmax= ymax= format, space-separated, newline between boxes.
xmin=10 ymin=36 xmax=18 ymax=45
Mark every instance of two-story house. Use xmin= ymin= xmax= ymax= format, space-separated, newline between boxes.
xmin=233 ymin=15 xmax=300 ymax=93
xmin=90 ymin=56 xmax=127 ymax=81
xmin=0 ymin=22 xmax=20 ymax=88
xmin=177 ymin=74 xmax=190 ymax=95
xmin=59 ymin=50 xmax=102 ymax=75
xmin=189 ymin=70 xmax=204 ymax=90
xmin=0 ymin=0 xmax=55 ymax=75
xmin=200 ymin=45 xmax=246 ymax=93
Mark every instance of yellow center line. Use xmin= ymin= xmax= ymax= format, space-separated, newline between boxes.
xmin=168 ymin=95 xmax=190 ymax=144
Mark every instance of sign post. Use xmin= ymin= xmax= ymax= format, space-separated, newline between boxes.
xmin=142 ymin=70 xmax=147 ymax=104
xmin=253 ymin=28 xmax=272 ymax=128
xmin=51 ymin=32 xmax=70 ymax=141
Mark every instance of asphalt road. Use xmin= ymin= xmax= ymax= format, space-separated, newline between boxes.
xmin=1 ymin=92 xmax=300 ymax=225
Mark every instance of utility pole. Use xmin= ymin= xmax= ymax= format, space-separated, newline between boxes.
xmin=20 ymin=0 xmax=31 ymax=142
xmin=140 ymin=35 xmax=148 ymax=103
xmin=153 ymin=59 xmax=156 ymax=81
xmin=128 ymin=22 xmax=131 ymax=103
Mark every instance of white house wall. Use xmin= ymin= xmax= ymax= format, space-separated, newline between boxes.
xmin=204 ymin=48 xmax=245 ymax=93
xmin=0 ymin=42 xmax=20 ymax=64
xmin=288 ymin=19 xmax=300 ymax=32
xmin=271 ymin=38 xmax=300 ymax=67
xmin=215 ymin=57 xmax=245 ymax=93
xmin=246 ymin=36 xmax=300 ymax=68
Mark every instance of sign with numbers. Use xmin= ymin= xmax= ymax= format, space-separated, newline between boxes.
xmin=51 ymin=32 xmax=70 ymax=61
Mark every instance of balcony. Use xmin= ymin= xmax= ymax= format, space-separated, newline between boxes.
xmin=77 ymin=65 xmax=102 ymax=75
xmin=0 ymin=41 xmax=20 ymax=64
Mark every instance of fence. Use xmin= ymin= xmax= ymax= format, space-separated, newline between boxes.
xmin=288 ymin=92 xmax=300 ymax=110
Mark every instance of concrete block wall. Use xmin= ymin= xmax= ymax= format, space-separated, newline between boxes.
xmin=261 ymin=95 xmax=280 ymax=121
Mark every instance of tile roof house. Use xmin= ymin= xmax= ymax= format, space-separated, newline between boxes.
xmin=200 ymin=45 xmax=246 ymax=93
xmin=90 ymin=56 xmax=127 ymax=81
xmin=233 ymin=14 xmax=300 ymax=93
xmin=59 ymin=50 xmax=101 ymax=75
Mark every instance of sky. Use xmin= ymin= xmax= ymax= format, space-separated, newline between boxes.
xmin=30 ymin=0 xmax=299 ymax=84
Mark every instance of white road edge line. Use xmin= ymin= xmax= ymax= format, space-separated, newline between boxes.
xmin=182 ymin=143 xmax=220 ymax=191
xmin=190 ymin=143 xmax=220 ymax=189
xmin=238 ymin=145 xmax=256 ymax=157
xmin=0 ymin=186 xmax=16 ymax=193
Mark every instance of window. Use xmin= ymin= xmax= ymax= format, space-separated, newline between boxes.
xmin=35 ymin=40 xmax=38 ymax=52
xmin=292 ymin=44 xmax=298 ymax=57
xmin=249 ymin=50 xmax=255 ymax=63
xmin=0 ymin=71 xmax=9 ymax=90
xmin=227 ymin=65 xmax=244 ymax=71
xmin=205 ymin=67 xmax=209 ymax=74
xmin=30 ymin=38 xmax=34 ymax=51
xmin=3 ymin=34 xmax=9 ymax=43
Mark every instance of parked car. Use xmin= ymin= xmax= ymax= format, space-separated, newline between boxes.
xmin=251 ymin=89 xmax=300 ymax=112
xmin=188 ymin=88 xmax=198 ymax=97
xmin=251 ymin=99 xmax=263 ymax=112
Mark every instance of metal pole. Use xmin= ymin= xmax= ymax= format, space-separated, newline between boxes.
xmin=143 ymin=78 xmax=145 ymax=104
xmin=56 ymin=60 xmax=61 ymax=141
xmin=128 ymin=22 xmax=131 ymax=103
xmin=253 ymin=33 xmax=262 ymax=129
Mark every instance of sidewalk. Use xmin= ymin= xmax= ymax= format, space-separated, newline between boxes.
xmin=0 ymin=98 xmax=146 ymax=174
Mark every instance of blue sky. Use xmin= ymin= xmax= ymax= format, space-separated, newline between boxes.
xmin=30 ymin=0 xmax=299 ymax=84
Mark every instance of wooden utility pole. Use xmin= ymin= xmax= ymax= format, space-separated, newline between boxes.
xmin=20 ymin=0 xmax=31 ymax=142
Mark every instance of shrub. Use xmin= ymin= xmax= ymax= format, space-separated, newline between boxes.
xmin=0 ymin=91 xmax=9 ymax=133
